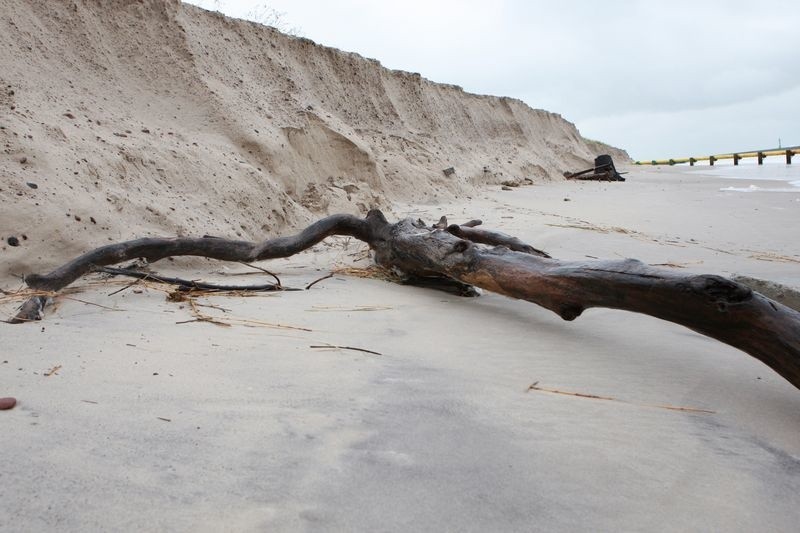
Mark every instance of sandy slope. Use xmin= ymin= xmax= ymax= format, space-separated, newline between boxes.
xmin=0 ymin=0 xmax=626 ymax=284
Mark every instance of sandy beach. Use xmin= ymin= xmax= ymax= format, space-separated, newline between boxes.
xmin=3 ymin=166 xmax=799 ymax=532
xmin=2 ymin=1 xmax=799 ymax=531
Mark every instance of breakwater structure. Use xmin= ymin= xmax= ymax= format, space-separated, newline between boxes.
xmin=635 ymin=146 xmax=798 ymax=166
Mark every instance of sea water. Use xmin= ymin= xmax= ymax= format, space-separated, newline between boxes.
xmin=689 ymin=158 xmax=800 ymax=192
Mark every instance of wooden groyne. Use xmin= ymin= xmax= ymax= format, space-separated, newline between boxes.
xmin=636 ymin=146 xmax=799 ymax=166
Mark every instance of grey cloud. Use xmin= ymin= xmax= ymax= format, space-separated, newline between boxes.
xmin=188 ymin=0 xmax=800 ymax=157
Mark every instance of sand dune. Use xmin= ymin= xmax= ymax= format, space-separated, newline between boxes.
xmin=0 ymin=0 xmax=626 ymax=283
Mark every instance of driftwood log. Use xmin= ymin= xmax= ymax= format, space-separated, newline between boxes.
xmin=9 ymin=209 xmax=800 ymax=390
xmin=564 ymin=170 xmax=625 ymax=182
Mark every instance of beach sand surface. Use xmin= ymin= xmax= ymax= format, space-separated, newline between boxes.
xmin=2 ymin=167 xmax=799 ymax=532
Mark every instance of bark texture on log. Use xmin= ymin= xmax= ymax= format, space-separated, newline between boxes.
xmin=9 ymin=210 xmax=800 ymax=390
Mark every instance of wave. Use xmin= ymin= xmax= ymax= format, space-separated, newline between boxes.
xmin=720 ymin=184 xmax=800 ymax=193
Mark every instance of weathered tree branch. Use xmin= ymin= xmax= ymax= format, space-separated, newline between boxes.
xmin=8 ymin=210 xmax=800 ymax=390
xmin=22 ymin=213 xmax=376 ymax=293
xmin=8 ymin=212 xmax=378 ymax=324
xmin=446 ymin=224 xmax=550 ymax=257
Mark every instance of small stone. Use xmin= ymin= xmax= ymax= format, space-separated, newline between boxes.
xmin=19 ymin=156 xmax=27 ymax=164
xmin=63 ymin=112 xmax=75 ymax=119
xmin=73 ymin=215 xmax=81 ymax=222
xmin=26 ymin=182 xmax=38 ymax=189
xmin=501 ymin=185 xmax=513 ymax=191
xmin=0 ymin=397 xmax=16 ymax=410
xmin=7 ymin=236 xmax=20 ymax=246
xmin=563 ymin=198 xmax=571 ymax=202
xmin=141 ymin=128 xmax=150 ymax=134
xmin=442 ymin=167 xmax=455 ymax=177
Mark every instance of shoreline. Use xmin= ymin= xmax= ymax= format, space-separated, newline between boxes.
xmin=644 ymin=160 xmax=800 ymax=190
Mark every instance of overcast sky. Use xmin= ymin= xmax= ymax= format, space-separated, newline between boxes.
xmin=187 ymin=0 xmax=799 ymax=160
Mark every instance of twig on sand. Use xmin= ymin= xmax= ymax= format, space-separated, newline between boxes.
xmin=746 ymin=251 xmax=800 ymax=264
xmin=97 ymin=266 xmax=285 ymax=292
xmin=309 ymin=305 xmax=392 ymax=312
xmin=176 ymin=298 xmax=311 ymax=331
xmin=108 ymin=277 xmax=144 ymax=296
xmin=193 ymin=302 xmax=231 ymax=312
xmin=651 ymin=260 xmax=705 ymax=269
xmin=221 ymin=316 xmax=311 ymax=331
xmin=62 ymin=296 xmax=120 ymax=312
xmin=526 ymin=382 xmax=715 ymax=414
xmin=306 ymin=273 xmax=334 ymax=290
xmin=309 ymin=344 xmax=382 ymax=356
xmin=183 ymin=299 xmax=230 ymax=327
xmin=44 ymin=364 xmax=62 ymax=377
xmin=238 ymin=262 xmax=282 ymax=286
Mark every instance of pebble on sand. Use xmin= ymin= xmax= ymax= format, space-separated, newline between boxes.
xmin=0 ymin=397 xmax=17 ymax=410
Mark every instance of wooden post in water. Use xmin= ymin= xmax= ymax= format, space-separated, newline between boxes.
xmin=709 ymin=155 xmax=716 ymax=166
xmin=733 ymin=153 xmax=741 ymax=166
xmin=787 ymin=150 xmax=794 ymax=165
xmin=758 ymin=152 xmax=766 ymax=165
xmin=689 ymin=157 xmax=696 ymax=166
